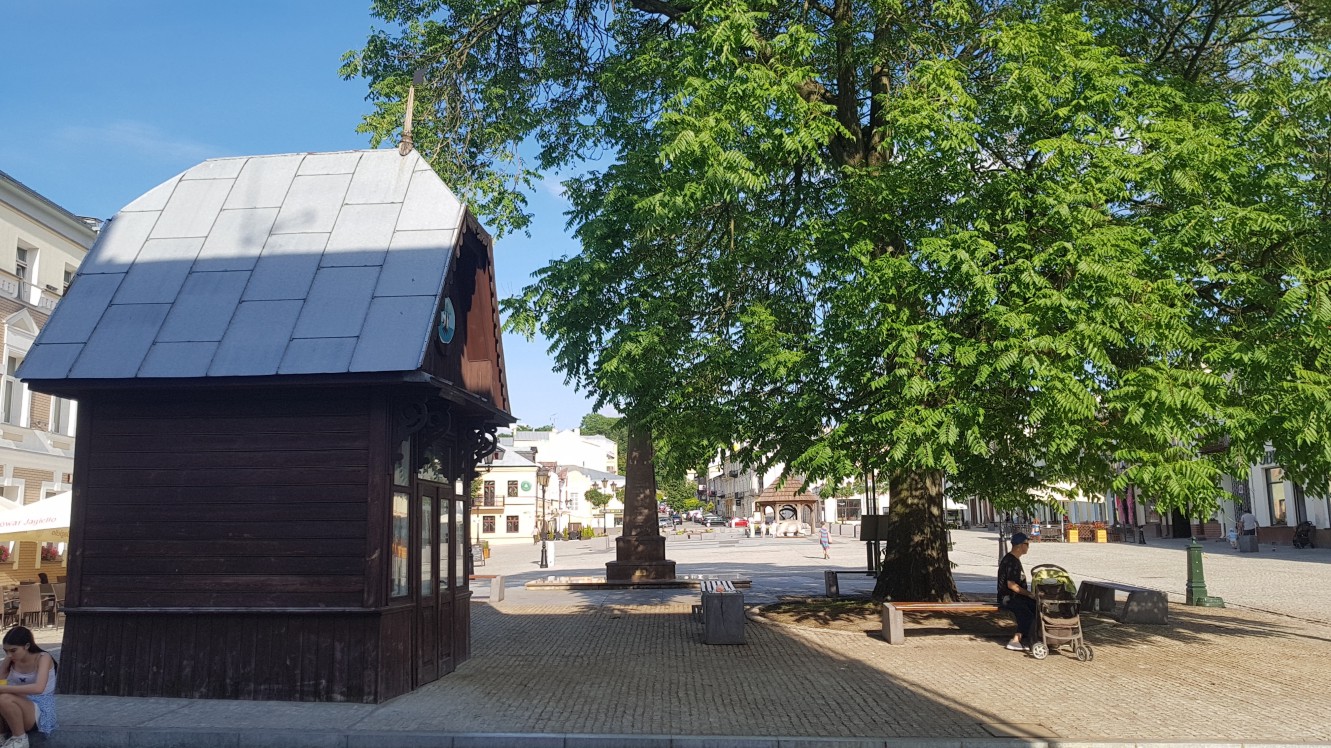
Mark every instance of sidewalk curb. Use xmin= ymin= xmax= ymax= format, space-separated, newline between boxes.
xmin=39 ymin=728 xmax=1327 ymax=748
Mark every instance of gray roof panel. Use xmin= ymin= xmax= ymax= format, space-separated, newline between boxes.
xmin=195 ymin=208 xmax=279 ymax=271
xmin=111 ymin=238 xmax=203 ymax=304
xmin=121 ymin=175 xmax=181 ymax=213
xmin=16 ymin=343 xmax=84 ymax=380
xmin=291 ymin=266 xmax=379 ymax=339
xmin=149 ymin=178 xmax=234 ymax=239
xmin=80 ymin=212 xmax=156 ymax=274
xmin=346 ymin=149 xmax=414 ymax=204
xmin=182 ymin=157 xmax=247 ymax=181
xmin=139 ymin=342 xmax=220 ymax=378
xmin=271 ymin=173 xmax=352 ymax=235
xmin=36 ymin=273 xmax=123 ymax=343
xmin=23 ymin=149 xmax=474 ymax=384
xmin=396 ymin=170 xmax=463 ymax=231
xmin=157 ymin=271 xmax=250 ymax=342
xmin=224 ymin=155 xmax=302 ymax=210
xmin=350 ymin=295 xmax=438 ymax=372
xmin=298 ymin=152 xmax=362 ymax=176
xmin=279 ymin=337 xmax=357 ymax=374
xmin=375 ymin=231 xmax=453 ymax=297
xmin=243 ymin=233 xmax=326 ymax=301
xmin=209 ymin=299 xmax=303 ymax=376
xmin=69 ymin=303 xmax=171 ymax=378
xmin=322 ymin=203 xmax=400 ymax=267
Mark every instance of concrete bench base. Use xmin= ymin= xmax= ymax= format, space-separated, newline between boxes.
xmin=468 ymin=574 xmax=505 ymax=602
xmin=698 ymin=580 xmax=745 ymax=644
xmin=702 ymin=592 xmax=745 ymax=644
xmin=1077 ymin=581 xmax=1167 ymax=624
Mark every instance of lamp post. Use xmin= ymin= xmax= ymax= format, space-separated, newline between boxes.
xmin=537 ymin=466 xmax=550 ymax=569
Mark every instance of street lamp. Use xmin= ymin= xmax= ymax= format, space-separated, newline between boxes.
xmin=537 ymin=465 xmax=550 ymax=569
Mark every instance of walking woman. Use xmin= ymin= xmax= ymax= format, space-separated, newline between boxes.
xmin=0 ymin=626 xmax=57 ymax=748
xmin=818 ymin=522 xmax=831 ymax=559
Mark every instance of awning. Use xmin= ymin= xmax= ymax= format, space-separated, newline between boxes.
xmin=0 ymin=491 xmax=70 ymax=543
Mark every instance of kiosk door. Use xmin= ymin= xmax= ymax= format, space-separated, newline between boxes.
xmin=415 ymin=482 xmax=445 ymax=686
xmin=435 ymin=482 xmax=463 ymax=677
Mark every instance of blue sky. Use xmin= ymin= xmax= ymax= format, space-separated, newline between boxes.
xmin=1 ymin=0 xmax=603 ymax=430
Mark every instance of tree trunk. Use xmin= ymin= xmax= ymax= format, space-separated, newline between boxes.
xmin=872 ymin=469 xmax=958 ymax=602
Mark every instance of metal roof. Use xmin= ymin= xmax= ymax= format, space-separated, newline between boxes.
xmin=19 ymin=149 xmax=462 ymax=382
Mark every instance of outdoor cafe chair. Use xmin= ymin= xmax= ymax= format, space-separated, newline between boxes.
xmin=16 ymin=583 xmax=47 ymax=628
xmin=51 ymin=583 xmax=65 ymax=627
xmin=0 ymin=588 xmax=17 ymax=629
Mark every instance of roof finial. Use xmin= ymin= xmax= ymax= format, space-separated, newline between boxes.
xmin=398 ymin=68 xmax=424 ymax=156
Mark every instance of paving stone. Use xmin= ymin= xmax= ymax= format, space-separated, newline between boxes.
xmin=37 ymin=530 xmax=1331 ymax=747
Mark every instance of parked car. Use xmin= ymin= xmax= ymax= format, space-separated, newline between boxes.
xmin=729 ymin=517 xmax=749 ymax=528
xmin=670 ymin=514 xmax=683 ymax=525
xmin=658 ymin=516 xmax=673 ymax=530
xmin=702 ymin=516 xmax=726 ymax=527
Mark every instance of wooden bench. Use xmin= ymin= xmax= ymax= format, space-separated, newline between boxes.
xmin=693 ymin=580 xmax=744 ymax=645
xmin=1077 ymin=580 xmax=1167 ymax=624
xmin=881 ymin=601 xmax=1001 ymax=644
xmin=468 ymin=574 xmax=505 ymax=602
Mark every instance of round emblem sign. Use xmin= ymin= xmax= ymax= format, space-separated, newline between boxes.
xmin=436 ymin=298 xmax=456 ymax=345
xmin=521 ymin=480 xmax=532 ymax=492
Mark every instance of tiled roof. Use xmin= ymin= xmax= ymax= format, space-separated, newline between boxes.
xmin=19 ymin=149 xmax=462 ymax=382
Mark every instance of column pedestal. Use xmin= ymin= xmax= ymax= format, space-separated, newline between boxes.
xmin=606 ymin=535 xmax=676 ymax=582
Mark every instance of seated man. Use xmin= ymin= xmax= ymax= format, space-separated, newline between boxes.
xmin=998 ymin=532 xmax=1038 ymax=652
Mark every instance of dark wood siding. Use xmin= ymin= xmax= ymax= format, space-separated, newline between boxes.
xmin=76 ymin=389 xmax=371 ymax=609
xmin=59 ymin=610 xmax=389 ymax=702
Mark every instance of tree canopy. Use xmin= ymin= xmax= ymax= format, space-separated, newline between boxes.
xmin=348 ymin=0 xmax=1331 ymax=596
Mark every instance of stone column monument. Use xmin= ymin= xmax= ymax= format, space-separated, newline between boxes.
xmin=605 ymin=426 xmax=676 ymax=581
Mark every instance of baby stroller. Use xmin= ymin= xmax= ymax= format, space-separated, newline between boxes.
xmin=1029 ymin=564 xmax=1094 ymax=662
xmin=1293 ymin=521 xmax=1315 ymax=549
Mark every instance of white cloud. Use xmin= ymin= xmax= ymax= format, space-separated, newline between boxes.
xmin=540 ymin=174 xmax=569 ymax=202
xmin=53 ymin=120 xmax=218 ymax=163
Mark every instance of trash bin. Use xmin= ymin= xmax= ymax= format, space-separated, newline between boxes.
xmin=1238 ymin=535 xmax=1259 ymax=553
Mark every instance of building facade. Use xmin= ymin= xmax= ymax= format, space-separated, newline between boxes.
xmin=0 ymin=168 xmax=95 ymax=581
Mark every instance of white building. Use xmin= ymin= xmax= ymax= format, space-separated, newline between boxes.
xmin=0 ymin=168 xmax=95 ymax=578
xmin=472 ymin=446 xmax=541 ymax=545
xmin=503 ymin=428 xmax=617 ymax=473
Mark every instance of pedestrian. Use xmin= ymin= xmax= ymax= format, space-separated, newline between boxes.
xmin=997 ymin=532 xmax=1038 ymax=652
xmin=0 ymin=626 xmax=57 ymax=747
xmin=818 ymin=522 xmax=831 ymax=559
xmin=1238 ymin=507 xmax=1258 ymax=536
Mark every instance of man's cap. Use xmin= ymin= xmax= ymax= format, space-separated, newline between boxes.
xmin=1010 ymin=532 xmax=1029 ymax=547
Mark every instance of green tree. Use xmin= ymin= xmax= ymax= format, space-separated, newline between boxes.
xmin=585 ymin=486 xmax=613 ymax=513
xmin=349 ymin=0 xmax=1331 ymax=600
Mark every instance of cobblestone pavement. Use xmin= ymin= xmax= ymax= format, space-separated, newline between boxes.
xmin=45 ymin=528 xmax=1331 ymax=746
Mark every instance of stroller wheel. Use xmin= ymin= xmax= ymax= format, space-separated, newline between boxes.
xmin=1030 ymin=642 xmax=1048 ymax=660
xmin=1076 ymin=645 xmax=1091 ymax=662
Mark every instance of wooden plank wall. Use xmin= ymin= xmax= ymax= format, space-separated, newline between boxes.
xmin=56 ymin=387 xmax=419 ymax=702
xmin=74 ymin=388 xmax=371 ymax=609
xmin=60 ymin=610 xmax=387 ymax=702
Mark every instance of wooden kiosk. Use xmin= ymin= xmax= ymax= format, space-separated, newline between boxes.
xmin=19 ymin=149 xmax=513 ymax=702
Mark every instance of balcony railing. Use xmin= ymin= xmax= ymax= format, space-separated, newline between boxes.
xmin=0 ymin=276 xmax=59 ymax=311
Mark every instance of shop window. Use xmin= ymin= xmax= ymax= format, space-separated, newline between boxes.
xmin=482 ymin=515 xmax=495 ymax=533
xmin=506 ymin=515 xmax=519 ymax=533
xmin=1266 ymin=466 xmax=1289 ymax=526
xmin=390 ymin=492 xmax=410 ymax=597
